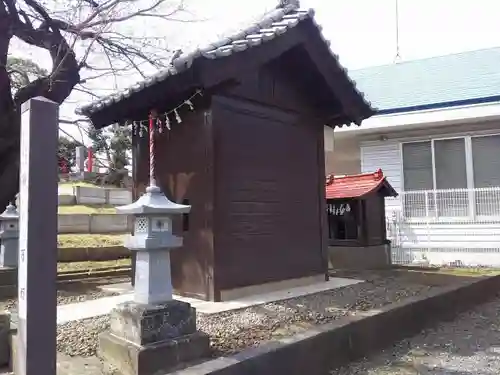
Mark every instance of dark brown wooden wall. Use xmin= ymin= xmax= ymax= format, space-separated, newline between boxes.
xmin=134 ymin=110 xmax=215 ymax=300
xmin=132 ymin=56 xmax=330 ymax=300
xmin=211 ymin=95 xmax=325 ymax=292
xmin=226 ymin=61 xmax=317 ymax=113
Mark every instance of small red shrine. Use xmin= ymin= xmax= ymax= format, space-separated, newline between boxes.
xmin=325 ymin=169 xmax=398 ymax=270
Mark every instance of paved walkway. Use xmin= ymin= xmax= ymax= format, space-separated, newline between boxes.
xmin=57 ymin=277 xmax=362 ymax=324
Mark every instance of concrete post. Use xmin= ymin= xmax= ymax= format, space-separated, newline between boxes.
xmin=75 ymin=146 xmax=86 ymax=172
xmin=16 ymin=97 xmax=58 ymax=375
xmin=0 ymin=204 xmax=19 ymax=268
xmin=98 ymin=185 xmax=209 ymax=375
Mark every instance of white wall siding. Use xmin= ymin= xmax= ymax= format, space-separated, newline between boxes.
xmin=324 ymin=126 xmax=334 ymax=152
xmin=360 ymin=141 xmax=402 ymax=212
xmin=326 ymin=135 xmax=361 ymax=176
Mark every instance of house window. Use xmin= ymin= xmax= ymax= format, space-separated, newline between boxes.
xmin=402 ymin=134 xmax=500 ymax=218
xmin=402 ymin=141 xmax=433 ymax=191
xmin=402 ymin=139 xmax=468 ymax=217
xmin=433 ymin=138 xmax=468 ymax=217
xmin=471 ymin=135 xmax=500 ymax=216
xmin=327 ymin=200 xmax=359 ymax=242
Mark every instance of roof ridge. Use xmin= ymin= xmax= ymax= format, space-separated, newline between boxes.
xmin=76 ymin=5 xmax=317 ymax=116
xmin=77 ymin=3 xmax=375 ymax=124
xmin=326 ymin=169 xmax=384 ymax=185
xmin=151 ymin=5 xmax=315 ymax=70
xmin=325 ymin=169 xmax=396 ymax=199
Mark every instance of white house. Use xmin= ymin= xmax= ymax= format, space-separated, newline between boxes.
xmin=326 ymin=47 xmax=500 ymax=267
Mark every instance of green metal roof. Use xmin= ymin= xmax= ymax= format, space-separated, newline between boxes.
xmin=349 ymin=47 xmax=500 ymax=114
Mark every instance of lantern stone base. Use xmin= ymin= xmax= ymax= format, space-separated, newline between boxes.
xmin=98 ymin=300 xmax=210 ymax=375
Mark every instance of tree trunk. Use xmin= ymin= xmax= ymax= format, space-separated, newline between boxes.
xmin=0 ymin=4 xmax=18 ymax=211
xmin=0 ymin=16 xmax=81 ymax=211
xmin=0 ymin=122 xmax=20 ymax=211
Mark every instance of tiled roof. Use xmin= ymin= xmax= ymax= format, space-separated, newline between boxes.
xmin=349 ymin=47 xmax=500 ymax=113
xmin=325 ymin=169 xmax=398 ymax=199
xmin=76 ymin=2 xmax=372 ymax=118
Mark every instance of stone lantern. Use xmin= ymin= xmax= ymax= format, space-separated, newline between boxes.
xmin=0 ymin=204 xmax=19 ymax=268
xmin=118 ymin=184 xmax=190 ymax=304
xmin=98 ymin=185 xmax=209 ymax=375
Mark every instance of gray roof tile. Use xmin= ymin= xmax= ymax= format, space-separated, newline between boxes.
xmin=76 ymin=4 xmax=368 ymax=117
xmin=349 ymin=47 xmax=500 ymax=113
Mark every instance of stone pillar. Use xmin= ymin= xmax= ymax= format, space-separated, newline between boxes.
xmin=17 ymin=96 xmax=58 ymax=375
xmin=0 ymin=204 xmax=19 ymax=268
xmin=75 ymin=146 xmax=86 ymax=172
xmin=98 ymin=185 xmax=209 ymax=375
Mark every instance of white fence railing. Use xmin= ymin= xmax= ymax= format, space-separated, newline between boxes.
xmin=401 ymin=187 xmax=500 ymax=221
xmin=387 ymin=187 xmax=500 ymax=268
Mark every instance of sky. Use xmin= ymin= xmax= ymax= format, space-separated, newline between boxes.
xmin=10 ymin=0 xmax=500 ymax=145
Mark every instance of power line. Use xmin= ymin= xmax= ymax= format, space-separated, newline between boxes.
xmin=394 ymin=0 xmax=402 ymax=63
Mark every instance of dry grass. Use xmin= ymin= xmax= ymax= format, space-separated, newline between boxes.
xmin=57 ymin=258 xmax=130 ymax=272
xmin=58 ymin=234 xmax=125 ymax=248
xmin=430 ymin=267 xmax=500 ymax=277
xmin=58 ymin=205 xmax=117 ymax=214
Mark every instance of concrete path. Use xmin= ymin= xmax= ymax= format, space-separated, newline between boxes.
xmin=57 ymin=277 xmax=363 ymax=324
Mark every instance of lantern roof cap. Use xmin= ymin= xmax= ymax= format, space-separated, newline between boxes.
xmin=116 ymin=185 xmax=191 ymax=215
xmin=0 ymin=204 xmax=19 ymax=220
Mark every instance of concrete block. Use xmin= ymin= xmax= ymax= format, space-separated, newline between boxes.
xmin=8 ymin=331 xmax=16 ymax=375
xmin=168 ymin=276 xmax=500 ymax=375
xmin=328 ymin=244 xmax=392 ymax=270
xmin=0 ymin=269 xmax=16 ymax=286
xmin=58 ymin=194 xmax=76 ymax=206
xmin=89 ymin=214 xmax=130 ymax=233
xmin=57 ymin=213 xmax=133 ymax=234
xmin=0 ymin=314 xmax=10 ymax=368
xmin=99 ymin=331 xmax=209 ymax=375
xmin=58 ymin=215 xmax=91 ymax=234
xmin=73 ymin=186 xmax=132 ymax=205
xmin=108 ymin=190 xmax=132 ymax=205
xmin=73 ymin=186 xmax=107 ymax=205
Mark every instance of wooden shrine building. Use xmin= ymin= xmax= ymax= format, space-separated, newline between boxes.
xmin=326 ymin=169 xmax=398 ymax=270
xmin=77 ymin=2 xmax=375 ymax=301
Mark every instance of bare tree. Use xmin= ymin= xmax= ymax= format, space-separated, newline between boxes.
xmin=0 ymin=0 xmax=194 ymax=209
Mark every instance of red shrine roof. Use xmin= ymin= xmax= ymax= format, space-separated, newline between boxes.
xmin=325 ymin=169 xmax=398 ymax=199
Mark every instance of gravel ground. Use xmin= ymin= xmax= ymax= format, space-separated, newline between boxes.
xmin=335 ymin=294 xmax=500 ymax=375
xmin=56 ymin=271 xmax=446 ymax=357
xmin=0 ymin=290 xmax=119 ymax=311
xmin=0 ymin=278 xmax=127 ymax=312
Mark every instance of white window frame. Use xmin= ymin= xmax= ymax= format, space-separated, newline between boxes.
xmin=400 ymin=133 xmax=500 ymax=222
